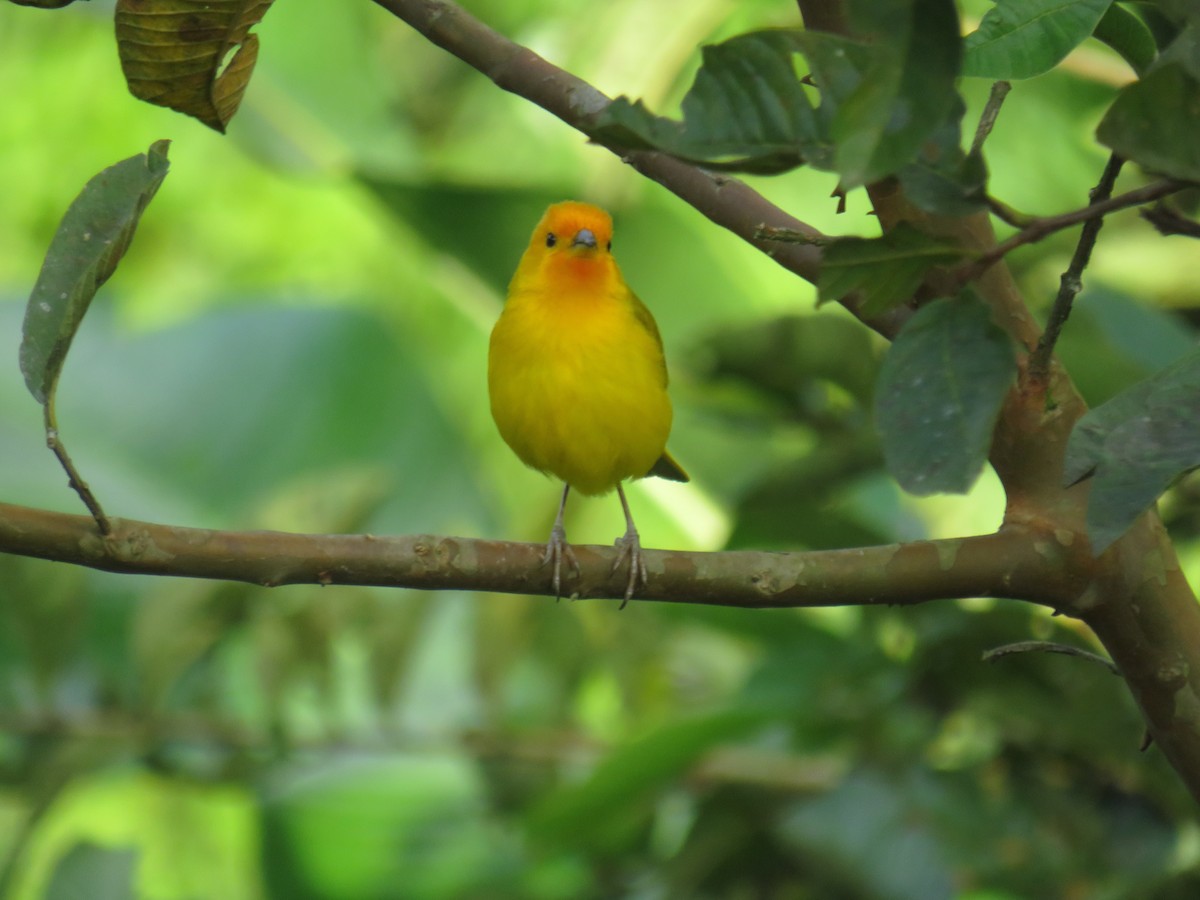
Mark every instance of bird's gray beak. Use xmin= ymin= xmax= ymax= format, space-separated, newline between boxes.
xmin=571 ymin=228 xmax=597 ymax=249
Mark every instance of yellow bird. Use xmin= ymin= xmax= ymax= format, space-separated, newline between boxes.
xmin=488 ymin=201 xmax=687 ymax=605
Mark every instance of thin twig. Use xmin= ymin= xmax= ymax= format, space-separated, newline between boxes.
xmin=982 ymin=640 xmax=1120 ymax=675
xmin=44 ymin=403 xmax=110 ymax=535
xmin=1027 ymin=153 xmax=1124 ymax=386
xmin=952 ymin=176 xmax=1187 ymax=288
xmin=971 ymin=80 xmax=1011 ymax=156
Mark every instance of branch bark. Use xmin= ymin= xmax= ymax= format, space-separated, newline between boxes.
xmin=0 ymin=501 xmax=1068 ymax=609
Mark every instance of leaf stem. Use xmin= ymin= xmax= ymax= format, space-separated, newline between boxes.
xmin=970 ymin=80 xmax=1011 ymax=156
xmin=44 ymin=402 xmax=110 ymax=535
xmin=985 ymin=195 xmax=1034 ymax=229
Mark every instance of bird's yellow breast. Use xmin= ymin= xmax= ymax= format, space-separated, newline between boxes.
xmin=488 ymin=279 xmax=672 ymax=496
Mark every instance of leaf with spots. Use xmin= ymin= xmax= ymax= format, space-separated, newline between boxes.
xmin=1064 ymin=347 xmax=1200 ymax=552
xmin=874 ymin=290 xmax=1016 ymax=495
xmin=115 ymin=0 xmax=276 ymax=132
xmin=21 ymin=141 xmax=171 ymax=409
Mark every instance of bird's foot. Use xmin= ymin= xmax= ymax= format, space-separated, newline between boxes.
xmin=541 ymin=522 xmax=579 ymax=600
xmin=612 ymin=527 xmax=647 ymax=610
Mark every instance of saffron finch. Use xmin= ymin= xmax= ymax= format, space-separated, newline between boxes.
xmin=488 ymin=201 xmax=687 ymax=606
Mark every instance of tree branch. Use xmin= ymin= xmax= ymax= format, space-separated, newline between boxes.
xmin=0 ymin=501 xmax=1070 ymax=609
xmin=368 ymin=0 xmax=911 ymax=338
xmin=795 ymin=0 xmax=1200 ymax=806
xmin=370 ymin=0 xmax=821 ymax=279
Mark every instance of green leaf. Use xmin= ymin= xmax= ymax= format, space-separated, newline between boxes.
xmin=590 ymin=9 xmax=962 ymax=184
xmin=874 ymin=292 xmax=1017 ymax=495
xmin=1064 ymin=347 xmax=1200 ymax=552
xmin=114 ymin=0 xmax=277 ymax=132
xmin=818 ymin=223 xmax=969 ymax=315
xmin=1097 ymin=61 xmax=1200 ymax=180
xmin=20 ymin=141 xmax=170 ymax=407
xmin=526 ymin=709 xmax=768 ymax=847
xmin=1094 ymin=3 xmax=1159 ymax=75
xmin=963 ymin=0 xmax=1114 ymax=79
xmin=831 ymin=0 xmax=963 ymax=187
xmin=589 ymin=30 xmax=822 ymax=174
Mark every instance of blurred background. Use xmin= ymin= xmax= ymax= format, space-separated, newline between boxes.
xmin=1 ymin=0 xmax=1200 ymax=897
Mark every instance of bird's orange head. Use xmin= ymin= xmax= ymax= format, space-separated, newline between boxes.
xmin=511 ymin=201 xmax=618 ymax=293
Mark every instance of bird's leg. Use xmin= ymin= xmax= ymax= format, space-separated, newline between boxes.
xmin=612 ymin=484 xmax=648 ymax=609
xmin=541 ymin=483 xmax=579 ymax=600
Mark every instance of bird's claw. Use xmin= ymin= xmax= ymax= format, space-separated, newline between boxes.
xmin=542 ymin=523 xmax=580 ymax=600
xmin=612 ymin=529 xmax=647 ymax=610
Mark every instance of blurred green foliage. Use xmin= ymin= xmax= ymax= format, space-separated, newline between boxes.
xmin=1 ymin=1 xmax=1200 ymax=898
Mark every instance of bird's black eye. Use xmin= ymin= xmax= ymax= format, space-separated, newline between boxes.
xmin=545 ymin=232 xmax=557 ymax=248
xmin=606 ymin=240 xmax=612 ymax=251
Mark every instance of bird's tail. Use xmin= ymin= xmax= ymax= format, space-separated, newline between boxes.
xmin=646 ymin=450 xmax=689 ymax=483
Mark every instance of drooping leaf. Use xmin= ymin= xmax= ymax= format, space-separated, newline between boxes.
xmin=831 ymin=0 xmax=963 ymax=187
xmin=963 ymin=0 xmax=1114 ymax=80
xmin=818 ymin=223 xmax=969 ymax=315
xmin=114 ymin=0 xmax=276 ymax=133
xmin=589 ymin=30 xmax=823 ymax=173
xmin=874 ymin=291 xmax=1017 ymax=495
xmin=1064 ymin=347 xmax=1200 ymax=552
xmin=20 ymin=141 xmax=170 ymax=408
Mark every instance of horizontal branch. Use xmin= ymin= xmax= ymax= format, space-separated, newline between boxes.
xmin=0 ymin=501 xmax=1071 ymax=609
